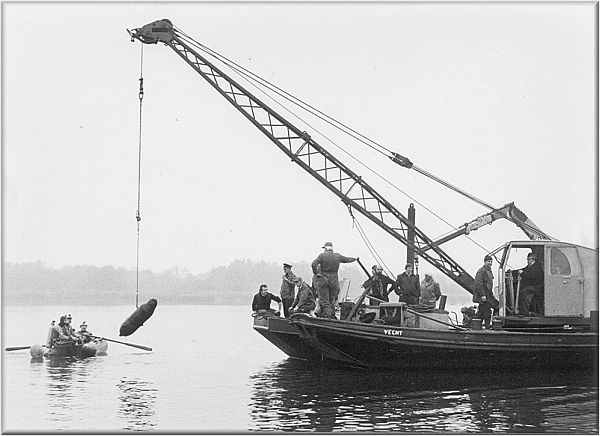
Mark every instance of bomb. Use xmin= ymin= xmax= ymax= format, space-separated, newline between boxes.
xmin=119 ymin=298 xmax=158 ymax=336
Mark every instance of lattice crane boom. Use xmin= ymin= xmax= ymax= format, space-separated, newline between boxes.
xmin=128 ymin=19 xmax=476 ymax=293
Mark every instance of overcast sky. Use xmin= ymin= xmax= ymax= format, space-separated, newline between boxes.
xmin=3 ymin=2 xmax=597 ymax=283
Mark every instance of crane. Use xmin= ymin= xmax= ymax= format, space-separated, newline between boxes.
xmin=126 ymin=19 xmax=551 ymax=294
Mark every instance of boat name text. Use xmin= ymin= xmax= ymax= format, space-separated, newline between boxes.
xmin=383 ymin=329 xmax=403 ymax=336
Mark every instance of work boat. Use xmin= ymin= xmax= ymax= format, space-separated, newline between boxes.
xmin=127 ymin=20 xmax=599 ymax=370
xmin=255 ymin=239 xmax=598 ymax=370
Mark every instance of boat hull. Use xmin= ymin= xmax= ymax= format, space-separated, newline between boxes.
xmin=44 ymin=339 xmax=108 ymax=359
xmin=253 ymin=314 xmax=598 ymax=369
xmin=253 ymin=314 xmax=322 ymax=361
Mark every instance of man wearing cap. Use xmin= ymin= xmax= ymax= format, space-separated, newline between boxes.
xmin=64 ymin=314 xmax=80 ymax=341
xmin=289 ymin=277 xmax=316 ymax=315
xmin=394 ymin=263 xmax=420 ymax=305
xmin=311 ymin=242 xmax=357 ymax=319
xmin=77 ymin=321 xmax=93 ymax=343
xmin=53 ymin=314 xmax=79 ymax=343
xmin=473 ymin=254 xmax=498 ymax=328
xmin=280 ymin=263 xmax=297 ymax=318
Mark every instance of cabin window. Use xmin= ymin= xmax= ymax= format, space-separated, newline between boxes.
xmin=550 ymin=247 xmax=580 ymax=276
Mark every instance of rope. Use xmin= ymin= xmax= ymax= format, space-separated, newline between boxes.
xmin=135 ymin=43 xmax=145 ymax=309
xmin=348 ymin=208 xmax=395 ymax=278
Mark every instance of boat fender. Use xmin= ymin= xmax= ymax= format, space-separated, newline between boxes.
xmin=119 ymin=298 xmax=158 ymax=336
xmin=30 ymin=344 xmax=44 ymax=358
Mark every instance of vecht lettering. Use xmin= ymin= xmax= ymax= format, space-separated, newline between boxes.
xmin=383 ymin=329 xmax=402 ymax=336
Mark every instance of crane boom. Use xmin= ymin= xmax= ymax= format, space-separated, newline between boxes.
xmin=128 ymin=19 xmax=476 ymax=293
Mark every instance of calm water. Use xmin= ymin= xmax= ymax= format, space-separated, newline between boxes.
xmin=2 ymin=304 xmax=598 ymax=433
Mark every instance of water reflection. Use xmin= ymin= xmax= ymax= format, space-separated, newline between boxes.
xmin=117 ymin=377 xmax=158 ymax=431
xmin=249 ymin=359 xmax=598 ymax=432
xmin=40 ymin=357 xmax=95 ymax=427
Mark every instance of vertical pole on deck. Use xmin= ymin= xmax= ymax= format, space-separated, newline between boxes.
xmin=407 ymin=203 xmax=416 ymax=267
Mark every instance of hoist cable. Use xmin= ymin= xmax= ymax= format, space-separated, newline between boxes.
xmin=353 ymin=221 xmax=387 ymax=275
xmin=350 ymin=211 xmax=396 ymax=278
xmin=175 ymin=30 xmax=497 ymax=257
xmin=135 ymin=43 xmax=145 ymax=309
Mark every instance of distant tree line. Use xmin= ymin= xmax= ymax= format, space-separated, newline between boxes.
xmin=2 ymin=260 xmax=364 ymax=306
xmin=4 ymin=260 xmax=472 ymax=307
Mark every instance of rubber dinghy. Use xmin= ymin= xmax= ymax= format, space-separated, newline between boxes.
xmin=30 ymin=339 xmax=108 ymax=359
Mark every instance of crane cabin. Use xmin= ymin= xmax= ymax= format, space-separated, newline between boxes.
xmin=497 ymin=240 xmax=598 ymax=327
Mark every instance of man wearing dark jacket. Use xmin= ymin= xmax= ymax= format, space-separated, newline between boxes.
xmin=289 ymin=277 xmax=316 ymax=314
xmin=311 ymin=242 xmax=357 ymax=319
xmin=252 ymin=284 xmax=282 ymax=316
xmin=473 ymin=254 xmax=498 ymax=328
xmin=518 ymin=253 xmax=544 ymax=315
xmin=394 ymin=263 xmax=420 ymax=305
xmin=363 ymin=265 xmax=395 ymax=305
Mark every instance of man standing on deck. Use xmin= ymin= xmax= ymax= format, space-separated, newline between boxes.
xmin=473 ymin=254 xmax=498 ymax=328
xmin=394 ymin=263 xmax=420 ymax=305
xmin=311 ymin=242 xmax=357 ymax=319
xmin=363 ymin=265 xmax=395 ymax=305
xmin=420 ymin=273 xmax=442 ymax=308
xmin=280 ymin=263 xmax=297 ymax=318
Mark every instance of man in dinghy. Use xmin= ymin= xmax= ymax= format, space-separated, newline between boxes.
xmin=50 ymin=315 xmax=80 ymax=345
xmin=63 ymin=314 xmax=81 ymax=341
xmin=77 ymin=321 xmax=93 ymax=343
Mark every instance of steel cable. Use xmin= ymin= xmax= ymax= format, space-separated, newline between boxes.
xmin=135 ymin=43 xmax=145 ymax=309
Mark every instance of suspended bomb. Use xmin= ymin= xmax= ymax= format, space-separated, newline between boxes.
xmin=119 ymin=298 xmax=157 ymax=336
xmin=30 ymin=344 xmax=44 ymax=359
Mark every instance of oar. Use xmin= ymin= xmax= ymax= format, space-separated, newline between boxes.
xmin=5 ymin=345 xmax=38 ymax=351
xmin=92 ymin=336 xmax=152 ymax=351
